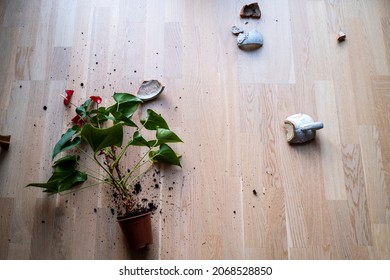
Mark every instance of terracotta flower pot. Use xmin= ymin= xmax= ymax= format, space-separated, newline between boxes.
xmin=117 ymin=212 xmax=153 ymax=250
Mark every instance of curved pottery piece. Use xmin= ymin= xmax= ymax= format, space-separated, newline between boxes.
xmin=240 ymin=3 xmax=261 ymax=19
xmin=231 ymin=25 xmax=244 ymax=35
xmin=284 ymin=113 xmax=324 ymax=144
xmin=137 ymin=80 xmax=165 ymax=101
xmin=337 ymin=30 xmax=346 ymax=42
xmin=237 ymin=29 xmax=263 ymax=50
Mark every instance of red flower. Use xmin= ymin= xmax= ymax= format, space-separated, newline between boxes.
xmin=90 ymin=96 xmax=102 ymax=104
xmin=71 ymin=115 xmax=85 ymax=127
xmin=64 ymin=90 xmax=74 ymax=105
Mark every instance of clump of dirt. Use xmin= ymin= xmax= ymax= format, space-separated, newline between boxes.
xmin=148 ymin=202 xmax=158 ymax=212
xmin=133 ymin=182 xmax=142 ymax=195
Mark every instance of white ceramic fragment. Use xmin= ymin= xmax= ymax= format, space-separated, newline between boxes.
xmin=231 ymin=25 xmax=244 ymax=35
xmin=284 ymin=113 xmax=324 ymax=144
xmin=136 ymin=80 xmax=165 ymax=101
xmin=337 ymin=30 xmax=346 ymax=42
xmin=237 ymin=29 xmax=263 ymax=50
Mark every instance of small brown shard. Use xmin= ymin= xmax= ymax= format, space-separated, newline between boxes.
xmin=240 ymin=3 xmax=261 ymax=19
xmin=337 ymin=30 xmax=346 ymax=42
xmin=0 ymin=135 xmax=11 ymax=150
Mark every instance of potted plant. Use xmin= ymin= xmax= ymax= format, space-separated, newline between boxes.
xmin=26 ymin=90 xmax=183 ymax=249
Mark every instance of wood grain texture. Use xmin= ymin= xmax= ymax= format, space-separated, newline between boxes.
xmin=359 ymin=126 xmax=390 ymax=224
xmin=342 ymin=144 xmax=372 ymax=246
xmin=0 ymin=0 xmax=390 ymax=260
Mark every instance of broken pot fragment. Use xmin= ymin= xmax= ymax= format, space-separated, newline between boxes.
xmin=136 ymin=80 xmax=165 ymax=101
xmin=240 ymin=3 xmax=261 ymax=19
xmin=237 ymin=29 xmax=263 ymax=50
xmin=284 ymin=113 xmax=324 ymax=144
xmin=231 ymin=25 xmax=244 ymax=35
xmin=337 ymin=30 xmax=346 ymax=42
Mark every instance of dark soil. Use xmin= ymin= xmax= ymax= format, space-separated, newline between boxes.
xmin=133 ymin=182 xmax=142 ymax=194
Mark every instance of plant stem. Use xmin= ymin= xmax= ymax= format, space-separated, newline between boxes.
xmin=96 ymin=103 xmax=101 ymax=128
xmin=77 ymin=146 xmax=97 ymax=163
xmin=59 ymin=181 xmax=103 ymax=195
xmin=126 ymin=162 xmax=153 ymax=188
xmin=84 ymin=172 xmax=106 ymax=183
xmin=122 ymin=147 xmax=153 ymax=185
xmin=83 ymin=165 xmax=104 ymax=178
xmin=102 ymin=148 xmax=129 ymax=199
xmin=112 ymin=123 xmax=147 ymax=167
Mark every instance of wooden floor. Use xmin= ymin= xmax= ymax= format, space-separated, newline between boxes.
xmin=1 ymin=0 xmax=389 ymax=260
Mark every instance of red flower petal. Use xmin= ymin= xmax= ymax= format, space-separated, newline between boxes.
xmin=71 ymin=115 xmax=85 ymax=127
xmin=90 ymin=96 xmax=102 ymax=104
xmin=64 ymin=90 xmax=74 ymax=105
xmin=65 ymin=90 xmax=74 ymax=98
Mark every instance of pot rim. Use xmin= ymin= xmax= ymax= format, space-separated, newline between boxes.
xmin=117 ymin=211 xmax=151 ymax=222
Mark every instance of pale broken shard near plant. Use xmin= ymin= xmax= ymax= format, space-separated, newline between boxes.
xmin=137 ymin=80 xmax=165 ymax=101
xmin=231 ymin=25 xmax=244 ymax=35
xmin=240 ymin=2 xmax=261 ymax=19
xmin=237 ymin=29 xmax=263 ymax=50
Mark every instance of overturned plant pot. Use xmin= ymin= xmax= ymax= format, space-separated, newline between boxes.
xmin=118 ymin=212 xmax=153 ymax=250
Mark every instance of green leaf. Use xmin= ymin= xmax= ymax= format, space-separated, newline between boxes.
xmin=129 ymin=131 xmax=150 ymax=147
xmin=81 ymin=123 xmax=123 ymax=153
xmin=113 ymin=93 xmax=143 ymax=104
xmin=141 ymin=109 xmax=169 ymax=130
xmin=109 ymin=93 xmax=142 ymax=118
xmin=110 ymin=111 xmax=138 ymax=127
xmin=52 ymin=128 xmax=81 ymax=159
xmin=53 ymin=154 xmax=80 ymax=166
xmin=76 ymin=99 xmax=92 ymax=118
xmin=108 ymin=102 xmax=140 ymax=118
xmin=26 ymin=155 xmax=87 ymax=193
xmin=149 ymin=144 xmax=181 ymax=167
xmin=155 ymin=128 xmax=183 ymax=145
xmin=89 ymin=107 xmax=110 ymax=126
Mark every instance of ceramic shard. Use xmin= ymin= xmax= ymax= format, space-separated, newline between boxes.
xmin=337 ymin=30 xmax=346 ymax=42
xmin=284 ymin=113 xmax=324 ymax=144
xmin=136 ymin=80 xmax=165 ymax=101
xmin=231 ymin=25 xmax=244 ymax=35
xmin=237 ymin=29 xmax=263 ymax=50
xmin=240 ymin=3 xmax=261 ymax=19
